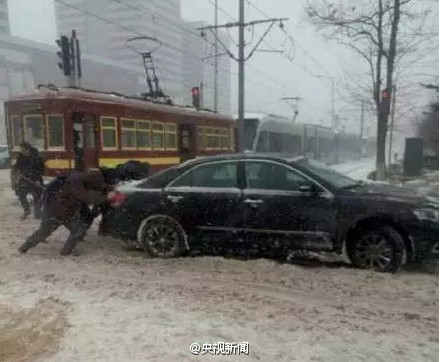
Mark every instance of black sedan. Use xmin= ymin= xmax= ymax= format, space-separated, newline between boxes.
xmin=104 ymin=154 xmax=438 ymax=272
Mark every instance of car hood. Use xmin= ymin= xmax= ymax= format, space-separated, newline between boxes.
xmin=345 ymin=182 xmax=438 ymax=208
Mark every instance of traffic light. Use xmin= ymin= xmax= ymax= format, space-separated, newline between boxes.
xmin=56 ymin=35 xmax=71 ymax=76
xmin=191 ymin=86 xmax=200 ymax=109
xmin=381 ymin=89 xmax=391 ymax=114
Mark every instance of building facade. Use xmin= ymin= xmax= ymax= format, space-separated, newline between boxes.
xmin=0 ymin=0 xmax=8 ymax=34
xmin=55 ymin=0 xmax=184 ymax=104
xmin=0 ymin=34 xmax=145 ymax=144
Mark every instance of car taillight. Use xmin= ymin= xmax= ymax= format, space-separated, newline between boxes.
xmin=108 ymin=191 xmax=126 ymax=207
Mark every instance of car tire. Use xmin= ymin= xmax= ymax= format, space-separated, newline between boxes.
xmin=347 ymin=224 xmax=406 ymax=273
xmin=137 ymin=215 xmax=188 ymax=258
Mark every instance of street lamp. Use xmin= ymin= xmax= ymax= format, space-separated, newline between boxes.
xmin=315 ymin=74 xmax=335 ymax=131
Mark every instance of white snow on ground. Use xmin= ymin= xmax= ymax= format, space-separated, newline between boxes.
xmin=0 ymin=164 xmax=438 ymax=362
xmin=331 ymin=157 xmax=376 ymax=180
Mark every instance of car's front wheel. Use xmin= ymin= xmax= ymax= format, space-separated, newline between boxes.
xmin=137 ymin=215 xmax=188 ymax=258
xmin=348 ymin=224 xmax=406 ymax=273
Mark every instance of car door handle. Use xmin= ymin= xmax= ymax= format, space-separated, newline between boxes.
xmin=244 ymin=198 xmax=264 ymax=205
xmin=167 ymin=195 xmax=183 ymax=203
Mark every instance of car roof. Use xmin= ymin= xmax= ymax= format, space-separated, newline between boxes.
xmin=179 ymin=153 xmax=305 ymax=168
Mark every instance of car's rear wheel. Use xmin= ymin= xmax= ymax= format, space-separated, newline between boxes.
xmin=137 ymin=215 xmax=188 ymax=258
xmin=348 ymin=224 xmax=405 ymax=273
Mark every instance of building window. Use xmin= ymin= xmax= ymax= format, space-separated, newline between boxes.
xmin=152 ymin=122 xmax=164 ymax=150
xmin=11 ymin=115 xmax=23 ymax=148
xmin=137 ymin=120 xmax=151 ymax=149
xmin=46 ymin=115 xmax=65 ymax=149
xmin=101 ymin=117 xmax=117 ymax=149
xmin=121 ymin=118 xmax=136 ymax=149
xmin=23 ymin=114 xmax=44 ymax=149
xmin=165 ymin=123 xmax=177 ymax=150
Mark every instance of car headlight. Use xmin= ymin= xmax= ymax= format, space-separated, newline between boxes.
xmin=413 ymin=208 xmax=439 ymax=222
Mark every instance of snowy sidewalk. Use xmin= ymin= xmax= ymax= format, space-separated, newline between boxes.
xmin=331 ymin=157 xmax=376 ymax=180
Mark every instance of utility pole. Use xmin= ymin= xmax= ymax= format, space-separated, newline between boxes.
xmin=200 ymin=82 xmax=204 ymax=109
xmin=214 ymin=0 xmax=219 ymax=112
xmin=388 ymin=85 xmax=397 ymax=166
xmin=198 ymin=3 xmax=288 ymax=152
xmin=238 ymin=0 xmax=245 ymax=152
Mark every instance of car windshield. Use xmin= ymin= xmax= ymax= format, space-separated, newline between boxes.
xmin=295 ymin=159 xmax=360 ymax=189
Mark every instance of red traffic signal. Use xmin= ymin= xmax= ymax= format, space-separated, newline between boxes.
xmin=191 ymin=87 xmax=200 ymax=96
xmin=191 ymin=87 xmax=200 ymax=108
xmin=56 ymin=35 xmax=71 ymax=76
xmin=382 ymin=89 xmax=391 ymax=100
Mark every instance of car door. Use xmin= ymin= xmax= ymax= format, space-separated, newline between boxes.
xmin=163 ymin=160 xmax=244 ymax=250
xmin=243 ymin=160 xmax=337 ymax=251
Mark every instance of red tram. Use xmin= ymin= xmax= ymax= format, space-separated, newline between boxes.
xmin=4 ymin=86 xmax=236 ymax=176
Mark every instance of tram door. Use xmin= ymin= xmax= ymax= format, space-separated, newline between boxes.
xmin=72 ymin=113 xmax=99 ymax=171
xmin=179 ymin=124 xmax=196 ymax=162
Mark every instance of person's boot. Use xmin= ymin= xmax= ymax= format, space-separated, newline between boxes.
xmin=18 ymin=241 xmax=32 ymax=254
xmin=21 ymin=209 xmax=31 ymax=220
xmin=60 ymin=238 xmax=78 ymax=255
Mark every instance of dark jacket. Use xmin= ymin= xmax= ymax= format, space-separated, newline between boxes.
xmin=46 ymin=170 xmax=113 ymax=223
xmin=15 ymin=147 xmax=44 ymax=181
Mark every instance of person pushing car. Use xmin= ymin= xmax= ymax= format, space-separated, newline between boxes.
xmin=18 ymin=169 xmax=114 ymax=256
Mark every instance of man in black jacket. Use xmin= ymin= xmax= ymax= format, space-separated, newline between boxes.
xmin=13 ymin=142 xmax=44 ymax=220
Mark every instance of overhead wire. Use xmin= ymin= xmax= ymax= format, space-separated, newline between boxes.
xmin=244 ymin=0 xmax=332 ymax=77
xmin=199 ymin=0 xmax=294 ymax=93
xmin=54 ymin=0 xmax=282 ymax=94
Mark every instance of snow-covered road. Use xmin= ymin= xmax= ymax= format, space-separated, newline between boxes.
xmin=0 ymin=158 xmax=438 ymax=362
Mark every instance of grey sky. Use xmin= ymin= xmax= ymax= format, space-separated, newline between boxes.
xmin=7 ymin=0 xmax=439 ymax=140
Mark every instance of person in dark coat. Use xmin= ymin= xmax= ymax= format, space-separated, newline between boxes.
xmin=92 ymin=161 xmax=150 ymax=236
xmin=13 ymin=142 xmax=44 ymax=219
xmin=18 ymin=169 xmax=114 ymax=255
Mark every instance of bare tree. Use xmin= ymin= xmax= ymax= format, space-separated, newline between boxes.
xmin=306 ymin=0 xmax=436 ymax=180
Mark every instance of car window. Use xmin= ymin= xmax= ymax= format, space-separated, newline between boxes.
xmin=172 ymin=162 xmax=237 ymax=188
xmin=295 ymin=159 xmax=357 ymax=189
xmin=138 ymin=166 xmax=182 ymax=189
xmin=245 ymin=162 xmax=311 ymax=191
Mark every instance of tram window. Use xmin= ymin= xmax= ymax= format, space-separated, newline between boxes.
xmin=11 ymin=116 xmax=23 ymax=148
xmin=221 ymin=129 xmax=229 ymax=150
xmin=121 ymin=118 xmax=136 ymax=149
xmin=24 ymin=114 xmax=44 ymax=150
xmin=214 ymin=128 xmax=221 ymax=149
xmin=47 ymin=115 xmax=64 ymax=148
xmin=230 ymin=128 xmax=235 ymax=151
xmin=137 ymin=120 xmax=151 ymax=149
xmin=165 ymin=123 xmax=177 ymax=150
xmin=101 ymin=117 xmax=117 ymax=149
xmin=152 ymin=122 xmax=164 ymax=150
xmin=197 ymin=127 xmax=206 ymax=150
xmin=207 ymin=128 xmax=215 ymax=149
xmin=84 ymin=121 xmax=96 ymax=148
xmin=256 ymin=131 xmax=268 ymax=152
